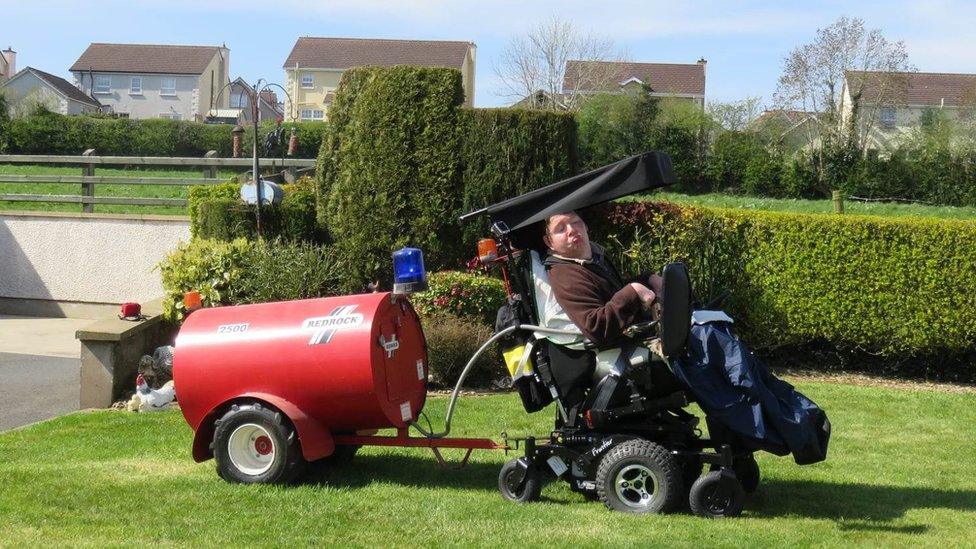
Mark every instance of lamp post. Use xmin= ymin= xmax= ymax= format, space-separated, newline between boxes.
xmin=251 ymin=79 xmax=263 ymax=237
xmin=211 ymin=78 xmax=295 ymax=238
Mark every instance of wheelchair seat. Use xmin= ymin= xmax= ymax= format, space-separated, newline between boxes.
xmin=521 ymin=250 xmax=691 ymax=429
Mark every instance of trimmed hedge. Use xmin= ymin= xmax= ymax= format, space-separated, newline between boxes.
xmin=191 ymin=178 xmax=318 ymax=242
xmin=598 ymin=201 xmax=976 ymax=376
xmin=158 ymin=238 xmax=343 ymax=321
xmin=458 ymin=108 xmax=578 ymax=244
xmin=4 ymin=111 xmax=326 ymax=158
xmin=188 ymin=183 xmax=239 ymax=238
xmin=318 ymin=66 xmax=465 ymax=291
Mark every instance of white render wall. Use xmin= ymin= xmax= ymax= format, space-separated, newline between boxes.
xmin=0 ymin=212 xmax=190 ymax=304
xmin=72 ymin=72 xmax=199 ymax=120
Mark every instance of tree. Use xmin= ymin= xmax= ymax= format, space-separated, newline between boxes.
xmin=774 ymin=16 xmax=912 ymax=192
xmin=494 ymin=17 xmax=627 ymax=111
xmin=707 ymin=96 xmax=762 ymax=132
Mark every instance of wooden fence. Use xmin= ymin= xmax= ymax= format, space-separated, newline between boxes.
xmin=0 ymin=151 xmax=317 ymax=213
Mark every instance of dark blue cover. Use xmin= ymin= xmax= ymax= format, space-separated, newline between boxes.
xmin=671 ymin=321 xmax=831 ymax=465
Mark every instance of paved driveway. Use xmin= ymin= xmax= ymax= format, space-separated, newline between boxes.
xmin=0 ymin=315 xmax=94 ymax=431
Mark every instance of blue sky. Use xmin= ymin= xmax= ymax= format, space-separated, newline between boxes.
xmin=3 ymin=0 xmax=975 ymax=110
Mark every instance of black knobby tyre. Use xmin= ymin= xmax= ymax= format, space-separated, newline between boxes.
xmin=212 ymin=402 xmax=307 ymax=484
xmin=734 ymin=454 xmax=760 ymax=493
xmin=310 ymin=443 xmax=360 ymax=473
xmin=595 ymin=439 xmax=682 ymax=514
xmin=689 ymin=470 xmax=745 ymax=518
xmin=498 ymin=459 xmax=543 ymax=503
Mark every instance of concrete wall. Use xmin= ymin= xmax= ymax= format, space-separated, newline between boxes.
xmin=0 ymin=212 xmax=190 ymax=307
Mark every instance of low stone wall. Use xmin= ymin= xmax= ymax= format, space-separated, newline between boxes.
xmin=0 ymin=211 xmax=190 ymax=314
xmin=76 ymin=298 xmax=177 ymax=408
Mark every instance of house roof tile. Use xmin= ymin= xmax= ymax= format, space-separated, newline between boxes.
xmin=563 ymin=60 xmax=705 ymax=95
xmin=283 ymin=37 xmax=472 ymax=69
xmin=846 ymin=70 xmax=976 ymax=107
xmin=15 ymin=66 xmax=101 ymax=107
xmin=70 ymin=43 xmax=223 ymax=75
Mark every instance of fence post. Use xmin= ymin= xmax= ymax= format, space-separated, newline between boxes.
xmin=203 ymin=150 xmax=218 ymax=181
xmin=832 ymin=190 xmax=844 ymax=214
xmin=82 ymin=149 xmax=96 ymax=213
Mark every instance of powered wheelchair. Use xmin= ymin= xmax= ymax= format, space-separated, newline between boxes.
xmin=460 ymin=151 xmax=794 ymax=517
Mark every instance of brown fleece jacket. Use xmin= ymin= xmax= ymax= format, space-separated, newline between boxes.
xmin=545 ymin=245 xmax=648 ymax=347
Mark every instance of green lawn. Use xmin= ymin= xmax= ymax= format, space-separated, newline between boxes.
xmin=636 ymin=191 xmax=976 ymax=220
xmin=1 ymin=379 xmax=973 ymax=547
xmin=0 ymin=164 xmax=239 ymax=215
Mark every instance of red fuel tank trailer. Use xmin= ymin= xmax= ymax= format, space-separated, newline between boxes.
xmin=174 ymin=292 xmax=430 ymax=482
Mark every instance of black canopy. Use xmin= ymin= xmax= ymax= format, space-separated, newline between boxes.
xmin=461 ymin=151 xmax=674 ymax=238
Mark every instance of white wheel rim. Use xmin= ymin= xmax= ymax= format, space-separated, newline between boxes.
xmin=228 ymin=423 xmax=276 ymax=476
xmin=614 ymin=463 xmax=659 ymax=510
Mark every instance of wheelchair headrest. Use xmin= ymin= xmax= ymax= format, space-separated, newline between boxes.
xmin=660 ymin=262 xmax=692 ymax=357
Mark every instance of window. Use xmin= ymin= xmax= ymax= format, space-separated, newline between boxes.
xmin=94 ymin=75 xmax=111 ymax=94
xmin=300 ymin=108 xmax=323 ymax=120
xmin=129 ymin=76 xmax=142 ymax=94
xmin=230 ymin=92 xmax=248 ymax=108
xmin=880 ymin=107 xmax=897 ymax=128
xmin=301 ymin=73 xmax=314 ymax=88
xmin=161 ymin=77 xmax=177 ymax=96
xmin=159 ymin=112 xmax=181 ymax=120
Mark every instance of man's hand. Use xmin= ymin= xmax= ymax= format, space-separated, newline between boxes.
xmin=629 ymin=282 xmax=656 ymax=309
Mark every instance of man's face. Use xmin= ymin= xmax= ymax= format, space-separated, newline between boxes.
xmin=544 ymin=212 xmax=591 ymax=259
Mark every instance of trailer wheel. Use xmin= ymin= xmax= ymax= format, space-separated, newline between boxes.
xmin=498 ymin=458 xmax=542 ymax=503
xmin=213 ymin=402 xmax=306 ymax=484
xmin=596 ymin=440 xmax=681 ymax=514
xmin=689 ymin=470 xmax=745 ymax=518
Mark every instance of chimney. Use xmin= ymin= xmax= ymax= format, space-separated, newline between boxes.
xmin=1 ymin=46 xmax=15 ymax=80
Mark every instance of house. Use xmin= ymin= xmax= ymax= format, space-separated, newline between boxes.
xmin=69 ymin=43 xmax=230 ymax=121
xmin=751 ymin=109 xmax=822 ymax=152
xmin=282 ymin=36 xmax=476 ymax=120
xmin=1 ymin=46 xmax=15 ymax=81
xmin=558 ymin=59 xmax=707 ymax=109
xmin=228 ymin=77 xmax=282 ymax=122
xmin=840 ymin=70 xmax=976 ymax=149
xmin=1 ymin=66 xmax=101 ymax=115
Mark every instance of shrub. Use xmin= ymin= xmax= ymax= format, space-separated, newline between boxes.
xmin=707 ymin=131 xmax=764 ymax=191
xmin=459 ymin=107 xmax=578 ymax=245
xmin=3 ymin=112 xmax=324 ymax=157
xmin=411 ymin=270 xmax=507 ymax=325
xmin=421 ymin=313 xmax=501 ymax=387
xmin=741 ymin=149 xmax=784 ymax=196
xmin=599 ymin=201 xmax=976 ymax=378
xmin=576 ymin=93 xmax=642 ymax=170
xmin=0 ymin=92 xmax=9 ymax=152
xmin=158 ymin=238 xmax=343 ymax=321
xmin=319 ymin=66 xmax=465 ymax=291
xmin=188 ymin=182 xmax=239 ymax=238
xmin=192 ymin=177 xmax=318 ymax=242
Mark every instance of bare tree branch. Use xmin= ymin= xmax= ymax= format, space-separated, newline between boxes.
xmin=493 ymin=17 xmax=627 ymax=111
